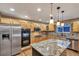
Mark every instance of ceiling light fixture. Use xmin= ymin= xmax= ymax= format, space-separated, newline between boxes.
xmin=24 ymin=15 xmax=30 ymax=19
xmin=61 ymin=11 xmax=64 ymax=27
xmin=25 ymin=15 xmax=28 ymax=18
xmin=39 ymin=19 xmax=42 ymax=21
xmin=9 ymin=8 xmax=15 ymax=11
xmin=49 ymin=3 xmax=54 ymax=24
xmin=37 ymin=8 xmax=42 ymax=12
xmin=56 ymin=7 xmax=61 ymax=26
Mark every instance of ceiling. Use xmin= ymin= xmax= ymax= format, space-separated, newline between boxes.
xmin=0 ymin=3 xmax=79 ymax=23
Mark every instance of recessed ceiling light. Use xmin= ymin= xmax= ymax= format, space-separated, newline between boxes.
xmin=25 ymin=15 xmax=28 ymax=18
xmin=39 ymin=19 xmax=42 ymax=21
xmin=24 ymin=15 xmax=30 ymax=19
xmin=37 ymin=8 xmax=42 ymax=12
xmin=9 ymin=8 xmax=15 ymax=11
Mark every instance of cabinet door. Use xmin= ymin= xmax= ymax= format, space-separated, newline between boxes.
xmin=78 ymin=40 xmax=79 ymax=50
xmin=40 ymin=24 xmax=47 ymax=31
xmin=73 ymin=22 xmax=79 ymax=32
xmin=30 ymin=22 xmax=35 ymax=31
xmin=19 ymin=20 xmax=27 ymax=28
xmin=48 ymin=24 xmax=55 ymax=31
xmin=42 ymin=24 xmax=47 ymax=31
xmin=11 ymin=19 xmax=20 ymax=25
xmin=1 ymin=18 xmax=11 ymax=24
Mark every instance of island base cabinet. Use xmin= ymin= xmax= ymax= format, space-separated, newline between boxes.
xmin=32 ymin=47 xmax=42 ymax=56
xmin=68 ymin=39 xmax=79 ymax=51
xmin=60 ymin=50 xmax=67 ymax=56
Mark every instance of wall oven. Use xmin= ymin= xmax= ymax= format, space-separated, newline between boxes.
xmin=21 ymin=29 xmax=30 ymax=47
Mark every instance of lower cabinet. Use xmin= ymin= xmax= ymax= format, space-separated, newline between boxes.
xmin=67 ymin=39 xmax=79 ymax=51
xmin=32 ymin=47 xmax=42 ymax=56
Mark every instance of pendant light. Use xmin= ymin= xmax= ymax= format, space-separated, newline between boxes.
xmin=49 ymin=3 xmax=54 ymax=24
xmin=56 ymin=7 xmax=61 ymax=26
xmin=61 ymin=11 xmax=64 ymax=27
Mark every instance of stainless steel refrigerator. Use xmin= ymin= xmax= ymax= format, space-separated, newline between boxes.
xmin=0 ymin=24 xmax=21 ymax=56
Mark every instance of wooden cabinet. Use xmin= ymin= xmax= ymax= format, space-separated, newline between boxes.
xmin=73 ymin=22 xmax=79 ymax=32
xmin=68 ymin=39 xmax=79 ymax=51
xmin=30 ymin=22 xmax=35 ymax=31
xmin=0 ymin=17 xmax=11 ymax=24
xmin=40 ymin=24 xmax=47 ymax=31
xmin=48 ymin=24 xmax=55 ymax=31
xmin=19 ymin=20 xmax=27 ymax=28
xmin=0 ymin=17 xmax=20 ymax=25
xmin=11 ymin=19 xmax=20 ymax=24
xmin=0 ymin=17 xmax=47 ymax=31
xmin=19 ymin=20 xmax=31 ymax=29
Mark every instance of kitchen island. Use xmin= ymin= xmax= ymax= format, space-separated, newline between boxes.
xmin=32 ymin=39 xmax=70 ymax=56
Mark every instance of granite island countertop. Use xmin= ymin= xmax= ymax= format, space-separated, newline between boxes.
xmin=31 ymin=39 xmax=70 ymax=56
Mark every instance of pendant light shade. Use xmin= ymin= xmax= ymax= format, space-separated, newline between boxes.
xmin=61 ymin=11 xmax=64 ymax=27
xmin=56 ymin=7 xmax=61 ymax=26
xmin=50 ymin=19 xmax=54 ymax=24
xmin=49 ymin=16 xmax=54 ymax=24
xmin=56 ymin=21 xmax=60 ymax=26
xmin=49 ymin=3 xmax=54 ymax=24
xmin=61 ymin=23 xmax=64 ymax=26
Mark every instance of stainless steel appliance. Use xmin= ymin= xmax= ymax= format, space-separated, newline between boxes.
xmin=11 ymin=25 xmax=21 ymax=55
xmin=0 ymin=24 xmax=21 ymax=56
xmin=21 ymin=29 xmax=30 ymax=47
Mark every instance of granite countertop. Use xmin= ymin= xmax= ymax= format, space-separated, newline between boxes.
xmin=66 ymin=38 xmax=79 ymax=40
xmin=32 ymin=39 xmax=70 ymax=56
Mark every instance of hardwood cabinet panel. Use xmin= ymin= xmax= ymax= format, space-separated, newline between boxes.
xmin=68 ymin=39 xmax=79 ymax=51
xmin=40 ymin=24 xmax=47 ymax=31
xmin=19 ymin=20 xmax=29 ymax=29
xmin=1 ymin=17 xmax=20 ymax=25
xmin=11 ymin=19 xmax=20 ymax=24
xmin=0 ymin=17 xmax=47 ymax=31
xmin=73 ymin=22 xmax=79 ymax=32
xmin=48 ymin=24 xmax=55 ymax=31
xmin=1 ymin=18 xmax=11 ymax=24
xmin=78 ymin=40 xmax=79 ymax=49
xmin=30 ymin=22 xmax=35 ymax=31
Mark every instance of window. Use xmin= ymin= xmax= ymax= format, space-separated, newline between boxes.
xmin=56 ymin=23 xmax=71 ymax=33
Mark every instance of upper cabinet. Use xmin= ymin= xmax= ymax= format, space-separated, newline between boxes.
xmin=0 ymin=17 xmax=20 ymax=25
xmin=48 ymin=24 xmax=55 ymax=31
xmin=0 ymin=17 xmax=47 ymax=31
xmin=73 ymin=22 xmax=79 ymax=32
xmin=11 ymin=19 xmax=20 ymax=24
xmin=30 ymin=22 xmax=35 ymax=31
xmin=0 ymin=17 xmax=11 ymax=24
xmin=19 ymin=20 xmax=29 ymax=29
xmin=40 ymin=24 xmax=47 ymax=31
xmin=30 ymin=23 xmax=47 ymax=31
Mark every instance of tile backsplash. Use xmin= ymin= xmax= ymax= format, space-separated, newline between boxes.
xmin=49 ymin=32 xmax=79 ymax=39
